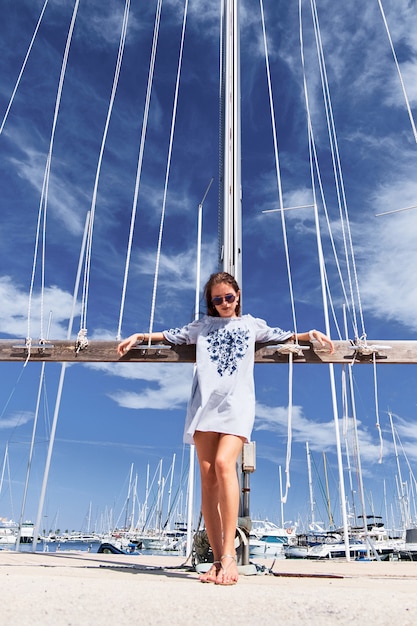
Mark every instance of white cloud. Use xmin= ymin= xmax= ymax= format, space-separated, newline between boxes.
xmin=0 ymin=275 xmax=76 ymax=339
xmin=90 ymin=361 xmax=193 ymax=411
xmin=254 ymin=401 xmax=392 ymax=465
xmin=0 ymin=410 xmax=33 ymax=430
xmin=384 ymin=60 xmax=417 ymax=109
xmin=356 ymin=189 xmax=417 ymax=330
xmin=135 ymin=240 xmax=217 ymax=286
xmin=6 ymin=138 xmax=85 ymax=236
xmin=255 ymin=402 xmax=336 ymax=449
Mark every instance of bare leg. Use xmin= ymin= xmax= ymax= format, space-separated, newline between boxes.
xmin=194 ymin=431 xmax=222 ymax=582
xmin=194 ymin=431 xmax=244 ymax=585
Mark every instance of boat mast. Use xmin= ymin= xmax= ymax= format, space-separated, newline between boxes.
xmin=306 ymin=442 xmax=316 ymax=527
xmin=323 ymin=452 xmax=334 ymax=528
xmin=220 ymin=0 xmax=242 ymax=284
xmin=124 ymin=462 xmax=134 ymax=530
xmin=389 ymin=411 xmax=410 ymax=530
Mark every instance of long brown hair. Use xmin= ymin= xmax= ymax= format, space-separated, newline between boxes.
xmin=204 ymin=272 xmax=241 ymax=317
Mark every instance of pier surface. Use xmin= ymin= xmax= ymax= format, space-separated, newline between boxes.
xmin=1 ymin=551 xmax=416 ymax=625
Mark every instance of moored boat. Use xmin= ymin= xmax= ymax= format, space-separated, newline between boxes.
xmin=0 ymin=525 xmax=17 ymax=545
xmin=249 ymin=520 xmax=295 ymax=557
xmin=397 ymin=528 xmax=417 ymax=561
xmin=303 ymin=539 xmax=367 ymax=560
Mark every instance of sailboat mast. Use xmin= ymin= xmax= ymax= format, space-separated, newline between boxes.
xmin=0 ymin=443 xmax=9 ymax=498
xmin=124 ymin=463 xmax=134 ymax=530
xmin=220 ymin=0 xmax=242 ymax=284
xmin=306 ymin=442 xmax=316 ymax=527
xmin=323 ymin=452 xmax=334 ymax=527
xmin=389 ymin=411 xmax=409 ymax=529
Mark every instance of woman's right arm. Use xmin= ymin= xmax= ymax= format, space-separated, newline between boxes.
xmin=117 ymin=332 xmax=166 ymax=356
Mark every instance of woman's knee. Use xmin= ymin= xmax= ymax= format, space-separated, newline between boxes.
xmin=200 ymin=465 xmax=218 ymax=489
xmin=214 ymin=454 xmax=238 ymax=480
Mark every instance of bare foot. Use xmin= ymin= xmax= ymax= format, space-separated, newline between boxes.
xmin=216 ymin=554 xmax=238 ymax=586
xmin=199 ymin=561 xmax=220 ymax=583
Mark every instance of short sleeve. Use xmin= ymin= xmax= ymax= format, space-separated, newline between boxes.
xmin=163 ymin=318 xmax=205 ymax=345
xmin=253 ymin=317 xmax=293 ymax=343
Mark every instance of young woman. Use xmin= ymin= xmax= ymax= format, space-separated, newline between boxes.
xmin=117 ymin=272 xmax=333 ymax=585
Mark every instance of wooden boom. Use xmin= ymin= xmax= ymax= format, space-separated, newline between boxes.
xmin=0 ymin=339 xmax=417 ymax=364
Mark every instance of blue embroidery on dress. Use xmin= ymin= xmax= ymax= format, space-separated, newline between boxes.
xmin=207 ymin=327 xmax=249 ymax=376
xmin=270 ymin=327 xmax=286 ymax=338
xmin=168 ymin=327 xmax=182 ymax=336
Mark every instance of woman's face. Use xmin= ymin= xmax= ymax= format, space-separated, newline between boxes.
xmin=210 ymin=282 xmax=240 ymax=318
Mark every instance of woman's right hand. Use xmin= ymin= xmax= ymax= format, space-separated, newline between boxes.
xmin=117 ymin=333 xmax=143 ymax=357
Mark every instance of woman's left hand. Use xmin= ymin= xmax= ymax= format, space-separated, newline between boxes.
xmin=309 ymin=329 xmax=334 ymax=354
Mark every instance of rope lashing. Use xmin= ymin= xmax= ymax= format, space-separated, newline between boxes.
xmin=274 ymin=343 xmax=309 ymax=357
xmin=350 ymin=336 xmax=391 ymax=361
xmin=75 ymin=328 xmax=89 ymax=354
xmin=24 ymin=337 xmax=32 ymax=367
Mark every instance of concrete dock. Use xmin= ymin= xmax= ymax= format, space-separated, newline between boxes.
xmin=1 ymin=550 xmax=417 ymax=625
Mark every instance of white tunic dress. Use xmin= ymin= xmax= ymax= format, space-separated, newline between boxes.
xmin=163 ymin=314 xmax=292 ymax=444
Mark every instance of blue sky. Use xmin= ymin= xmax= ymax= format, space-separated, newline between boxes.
xmin=1 ymin=0 xmax=417 ymax=534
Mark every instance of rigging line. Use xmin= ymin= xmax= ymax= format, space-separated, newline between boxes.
xmin=344 ymin=436 xmax=357 ymax=527
xmin=16 ymin=314 xmax=52 ymax=549
xmin=259 ymin=0 xmax=298 ymax=338
xmin=260 ymin=0 xmax=299 ymax=505
xmin=389 ymin=412 xmax=410 ymax=528
xmin=341 ymin=363 xmax=349 ymax=438
xmin=41 ymin=368 xmax=52 ymax=439
xmin=307 ymin=132 xmax=350 ymax=338
xmin=74 ymin=213 xmax=91 ymax=350
xmin=31 ymin=199 xmax=93 ymax=550
xmin=310 ymin=451 xmax=329 ymax=520
xmin=310 ymin=0 xmax=361 ymax=336
xmin=1 ymin=446 xmax=15 ymax=519
xmin=80 ymin=0 xmax=131 ymax=334
xmin=372 ymin=352 xmax=383 ymax=464
xmin=310 ymin=134 xmax=356 ymax=341
xmin=323 ymin=260 xmax=343 ymax=340
xmin=218 ymin=1 xmax=225 ymax=267
xmin=377 ymin=0 xmax=417 ymax=144
xmin=310 ymin=0 xmax=366 ymax=340
xmin=116 ymin=0 xmax=163 ymax=341
xmin=0 ymin=444 xmax=8 ymax=497
xmin=393 ymin=423 xmax=417 ymax=494
xmin=0 ymin=0 xmax=50 ymax=136
xmin=281 ymin=351 xmax=293 ymax=505
xmin=300 ymin=12 xmax=363 ymax=342
xmin=376 ymin=203 xmax=417 ymax=217
xmin=0 ymin=365 xmax=27 ymax=421
xmin=147 ymin=0 xmax=189 ymax=344
xmin=300 ymin=1 xmax=360 ymax=341
xmin=304 ymin=211 xmax=343 ymax=342
xmin=26 ymin=0 xmax=81 ymax=353
xmin=299 ymin=8 xmax=346 ymax=340
xmin=342 ymin=303 xmax=368 ymax=531
xmin=300 ymin=0 xmax=350 ymax=557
